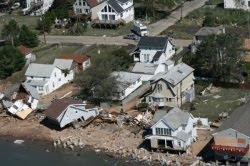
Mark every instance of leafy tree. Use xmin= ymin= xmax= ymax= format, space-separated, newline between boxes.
xmin=36 ymin=15 xmax=53 ymax=33
xmin=19 ymin=25 xmax=39 ymax=48
xmin=112 ymin=48 xmax=133 ymax=71
xmin=1 ymin=19 xmax=20 ymax=45
xmin=188 ymin=33 xmax=243 ymax=82
xmin=202 ymin=12 xmax=215 ymax=27
xmin=0 ymin=45 xmax=25 ymax=79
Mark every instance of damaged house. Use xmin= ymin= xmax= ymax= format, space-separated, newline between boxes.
xmin=145 ymin=107 xmax=197 ymax=151
xmin=212 ymin=102 xmax=250 ymax=164
xmin=44 ymin=98 xmax=101 ymax=128
xmin=142 ymin=63 xmax=195 ymax=108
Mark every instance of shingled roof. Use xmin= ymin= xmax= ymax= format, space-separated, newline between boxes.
xmin=63 ymin=54 xmax=90 ymax=64
xmin=216 ymin=102 xmax=250 ymax=137
xmin=44 ymin=98 xmax=83 ymax=120
xmin=17 ymin=45 xmax=32 ymax=55
xmin=137 ymin=36 xmax=169 ymax=50
xmin=108 ymin=0 xmax=124 ymax=13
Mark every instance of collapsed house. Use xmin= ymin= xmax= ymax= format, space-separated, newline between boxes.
xmin=8 ymin=100 xmax=33 ymax=119
xmin=63 ymin=54 xmax=91 ymax=71
xmin=17 ymin=45 xmax=36 ymax=65
xmin=212 ymin=102 xmax=250 ymax=164
xmin=44 ymin=98 xmax=101 ymax=128
xmin=145 ymin=107 xmax=197 ymax=151
xmin=22 ymin=0 xmax=54 ymax=15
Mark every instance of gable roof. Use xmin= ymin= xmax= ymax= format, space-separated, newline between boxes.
xmin=25 ymin=63 xmax=55 ymax=78
xmin=153 ymin=107 xmax=191 ymax=130
xmin=176 ymin=131 xmax=192 ymax=142
xmin=21 ymin=83 xmax=40 ymax=100
xmin=63 ymin=54 xmax=90 ymax=64
xmin=132 ymin=63 xmax=158 ymax=75
xmin=216 ymin=102 xmax=250 ymax=137
xmin=150 ymin=63 xmax=194 ymax=86
xmin=53 ymin=59 xmax=75 ymax=70
xmin=195 ymin=26 xmax=225 ymax=37
xmin=137 ymin=36 xmax=169 ymax=49
xmin=107 ymin=0 xmax=124 ymax=13
xmin=17 ymin=45 xmax=32 ymax=55
xmin=87 ymin=0 xmax=100 ymax=8
xmin=44 ymin=98 xmax=83 ymax=120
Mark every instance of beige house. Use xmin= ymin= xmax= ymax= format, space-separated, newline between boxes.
xmin=143 ymin=63 xmax=195 ymax=108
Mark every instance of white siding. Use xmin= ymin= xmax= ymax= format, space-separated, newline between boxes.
xmin=224 ymin=0 xmax=250 ymax=10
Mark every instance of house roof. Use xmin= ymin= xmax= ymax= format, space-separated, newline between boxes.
xmin=175 ymin=131 xmax=192 ymax=142
xmin=17 ymin=45 xmax=32 ymax=55
xmin=53 ymin=59 xmax=75 ymax=70
xmin=44 ymin=98 xmax=83 ymax=120
xmin=150 ymin=63 xmax=194 ymax=86
xmin=216 ymin=102 xmax=250 ymax=137
xmin=63 ymin=54 xmax=90 ymax=64
xmin=153 ymin=107 xmax=191 ymax=130
xmin=112 ymin=71 xmax=141 ymax=91
xmin=132 ymin=63 xmax=158 ymax=75
xmin=87 ymin=0 xmax=100 ymax=8
xmin=25 ymin=63 xmax=55 ymax=78
xmin=25 ymin=80 xmax=47 ymax=87
xmin=195 ymin=26 xmax=225 ymax=37
xmin=117 ymin=0 xmax=130 ymax=3
xmin=108 ymin=0 xmax=124 ymax=13
xmin=151 ymin=51 xmax=163 ymax=62
xmin=21 ymin=83 xmax=40 ymax=100
xmin=137 ymin=36 xmax=169 ymax=49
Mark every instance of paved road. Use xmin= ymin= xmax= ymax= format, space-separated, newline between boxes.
xmin=39 ymin=35 xmax=137 ymax=46
xmin=39 ymin=0 xmax=207 ymax=46
xmin=148 ymin=0 xmax=208 ymax=36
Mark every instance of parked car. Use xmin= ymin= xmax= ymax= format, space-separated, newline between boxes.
xmin=123 ymin=33 xmax=140 ymax=40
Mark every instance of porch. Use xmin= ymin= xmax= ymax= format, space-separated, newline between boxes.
xmin=91 ymin=19 xmax=125 ymax=29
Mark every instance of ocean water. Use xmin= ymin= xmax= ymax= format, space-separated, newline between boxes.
xmin=0 ymin=140 xmax=143 ymax=166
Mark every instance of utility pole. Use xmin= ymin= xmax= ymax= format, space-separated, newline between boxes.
xmin=40 ymin=16 xmax=46 ymax=44
xmin=248 ymin=11 xmax=250 ymax=39
xmin=180 ymin=1 xmax=184 ymax=21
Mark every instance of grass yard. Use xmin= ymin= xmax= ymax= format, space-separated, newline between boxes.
xmin=188 ymin=84 xmax=250 ymax=121
xmin=50 ymin=22 xmax=133 ymax=37
xmin=0 ymin=12 xmax=39 ymax=32
xmin=35 ymin=45 xmax=82 ymax=64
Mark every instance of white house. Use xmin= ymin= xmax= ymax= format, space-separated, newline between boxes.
xmin=131 ymin=60 xmax=175 ymax=81
xmin=112 ymin=71 xmax=142 ymax=101
xmin=23 ymin=0 xmax=54 ymax=15
xmin=73 ymin=0 xmax=101 ymax=15
xmin=145 ymin=107 xmax=197 ymax=151
xmin=132 ymin=36 xmax=175 ymax=64
xmin=44 ymin=98 xmax=101 ymax=128
xmin=224 ymin=0 xmax=250 ymax=10
xmin=17 ymin=45 xmax=36 ymax=65
xmin=8 ymin=100 xmax=33 ymax=120
xmin=63 ymin=54 xmax=91 ymax=71
xmin=143 ymin=63 xmax=195 ymax=108
xmin=25 ymin=59 xmax=76 ymax=96
xmin=91 ymin=0 xmax=134 ymax=23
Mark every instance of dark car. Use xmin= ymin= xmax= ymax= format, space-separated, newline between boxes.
xmin=123 ymin=33 xmax=140 ymax=40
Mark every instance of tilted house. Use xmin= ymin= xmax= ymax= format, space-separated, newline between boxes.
xmin=224 ymin=0 xmax=250 ymax=10
xmin=91 ymin=0 xmax=134 ymax=23
xmin=17 ymin=45 xmax=36 ymax=65
xmin=191 ymin=26 xmax=225 ymax=53
xmin=25 ymin=59 xmax=76 ymax=96
xmin=143 ymin=63 xmax=195 ymax=108
xmin=112 ymin=71 xmax=142 ymax=101
xmin=132 ymin=36 xmax=175 ymax=64
xmin=44 ymin=98 xmax=101 ymax=128
xmin=146 ymin=107 xmax=197 ymax=151
xmin=212 ymin=102 xmax=250 ymax=164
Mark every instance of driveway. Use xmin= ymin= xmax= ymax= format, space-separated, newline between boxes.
xmin=148 ymin=0 xmax=208 ymax=36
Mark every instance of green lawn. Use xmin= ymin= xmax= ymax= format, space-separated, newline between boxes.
xmin=86 ymin=45 xmax=133 ymax=57
xmin=0 ymin=13 xmax=39 ymax=32
xmin=187 ymin=84 xmax=250 ymax=121
xmin=35 ymin=45 xmax=82 ymax=64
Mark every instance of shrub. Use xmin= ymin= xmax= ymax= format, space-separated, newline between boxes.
xmin=137 ymin=102 xmax=149 ymax=110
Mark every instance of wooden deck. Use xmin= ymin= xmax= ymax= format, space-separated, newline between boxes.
xmin=91 ymin=19 xmax=125 ymax=29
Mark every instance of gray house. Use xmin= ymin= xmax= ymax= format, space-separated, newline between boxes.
xmin=191 ymin=26 xmax=225 ymax=53
xmin=44 ymin=98 xmax=101 ymax=128
xmin=145 ymin=107 xmax=197 ymax=151
xmin=143 ymin=63 xmax=195 ymax=108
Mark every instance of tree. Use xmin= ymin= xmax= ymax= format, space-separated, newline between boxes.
xmin=1 ymin=19 xmax=20 ymax=45
xmin=202 ymin=12 xmax=215 ymax=27
xmin=19 ymin=25 xmax=39 ymax=48
xmin=0 ymin=45 xmax=25 ymax=79
xmin=111 ymin=48 xmax=133 ymax=71
xmin=192 ymin=33 xmax=243 ymax=82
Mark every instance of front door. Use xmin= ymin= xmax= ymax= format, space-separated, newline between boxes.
xmin=157 ymin=139 xmax=165 ymax=149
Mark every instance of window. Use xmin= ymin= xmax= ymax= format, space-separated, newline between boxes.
xmin=58 ymin=78 xmax=61 ymax=82
xmin=248 ymin=1 xmax=250 ymax=7
xmin=108 ymin=5 xmax=112 ymax=12
xmin=54 ymin=73 xmax=56 ymax=77
xmin=38 ymin=87 xmax=43 ymax=91
xmin=157 ymin=84 xmax=162 ymax=92
xmin=79 ymin=0 xmax=81 ymax=6
xmin=104 ymin=6 xmax=107 ymax=12
xmin=156 ymin=128 xmax=171 ymax=136
xmin=102 ymin=14 xmax=108 ymax=20
xmin=83 ymin=2 xmax=86 ymax=6
xmin=148 ymin=97 xmax=151 ymax=102
xmin=110 ymin=15 xmax=115 ymax=20
xmin=178 ymin=141 xmax=181 ymax=147
xmin=13 ymin=105 xmax=19 ymax=110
